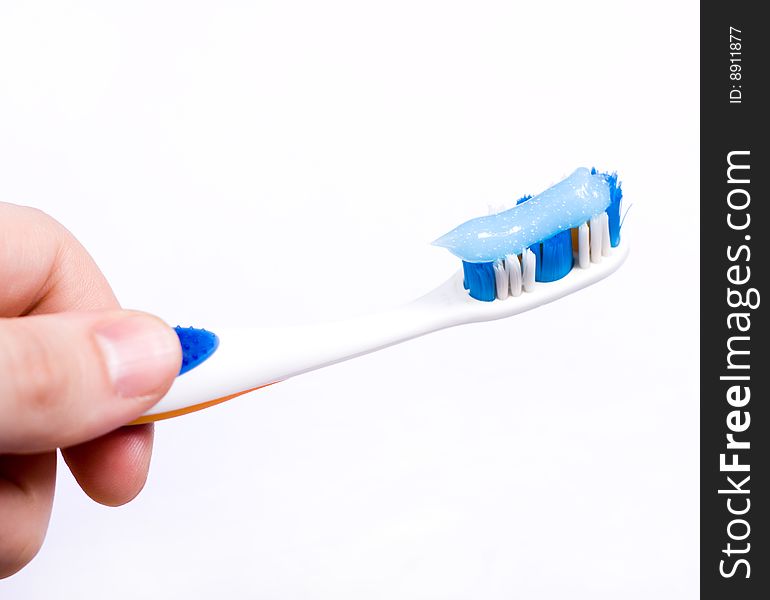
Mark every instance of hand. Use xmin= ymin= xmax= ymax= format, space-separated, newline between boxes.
xmin=0 ymin=202 xmax=181 ymax=578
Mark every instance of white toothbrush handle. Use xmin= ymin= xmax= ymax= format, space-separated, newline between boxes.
xmin=135 ymin=290 xmax=463 ymax=422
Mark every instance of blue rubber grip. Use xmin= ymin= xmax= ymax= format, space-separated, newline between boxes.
xmin=174 ymin=326 xmax=219 ymax=375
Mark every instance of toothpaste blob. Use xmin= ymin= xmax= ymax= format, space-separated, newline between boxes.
xmin=432 ymin=168 xmax=612 ymax=262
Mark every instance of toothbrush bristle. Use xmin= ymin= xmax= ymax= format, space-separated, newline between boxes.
xmin=516 ymin=194 xmax=533 ymax=206
xmin=530 ymin=229 xmax=573 ymax=282
xmin=578 ymin=222 xmax=590 ymax=268
xmin=605 ymin=172 xmax=623 ymax=247
xmin=461 ymin=261 xmax=497 ymax=301
xmin=592 ymin=168 xmax=623 ymax=247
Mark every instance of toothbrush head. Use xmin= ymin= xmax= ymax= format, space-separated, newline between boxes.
xmin=432 ymin=168 xmax=625 ymax=302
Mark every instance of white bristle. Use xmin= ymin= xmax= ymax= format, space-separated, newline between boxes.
xmin=589 ymin=214 xmax=602 ymax=263
xmin=601 ymin=212 xmax=611 ymax=257
xmin=522 ymin=248 xmax=536 ymax=292
xmin=578 ymin=222 xmax=590 ymax=268
xmin=506 ymin=254 xmax=522 ymax=297
xmin=493 ymin=259 xmax=509 ymax=300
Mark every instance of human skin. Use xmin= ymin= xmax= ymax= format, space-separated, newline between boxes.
xmin=0 ymin=202 xmax=182 ymax=578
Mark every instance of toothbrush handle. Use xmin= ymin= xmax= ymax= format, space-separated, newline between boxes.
xmin=131 ymin=301 xmax=461 ymax=424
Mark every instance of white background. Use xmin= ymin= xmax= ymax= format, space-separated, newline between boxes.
xmin=0 ymin=1 xmax=698 ymax=598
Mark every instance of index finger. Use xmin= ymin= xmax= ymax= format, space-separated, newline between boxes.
xmin=0 ymin=201 xmax=118 ymax=317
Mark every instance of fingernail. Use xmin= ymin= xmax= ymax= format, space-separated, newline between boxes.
xmin=95 ymin=314 xmax=181 ymax=399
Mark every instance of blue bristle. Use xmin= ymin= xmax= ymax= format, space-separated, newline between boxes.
xmin=175 ymin=326 xmax=219 ymax=375
xmin=592 ymin=168 xmax=623 ymax=247
xmin=461 ymin=261 xmax=496 ymax=301
xmin=529 ymin=229 xmax=573 ymax=283
xmin=516 ymin=194 xmax=533 ymax=206
xmin=604 ymin=172 xmax=623 ymax=247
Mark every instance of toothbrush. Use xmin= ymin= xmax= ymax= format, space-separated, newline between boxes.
xmin=131 ymin=167 xmax=627 ymax=424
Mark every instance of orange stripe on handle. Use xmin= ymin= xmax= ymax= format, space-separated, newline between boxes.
xmin=128 ymin=382 xmax=278 ymax=425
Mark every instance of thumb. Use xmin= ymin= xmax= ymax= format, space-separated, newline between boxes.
xmin=0 ymin=310 xmax=181 ymax=454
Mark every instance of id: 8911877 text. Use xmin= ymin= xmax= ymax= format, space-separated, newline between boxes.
xmin=729 ymin=26 xmax=742 ymax=104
